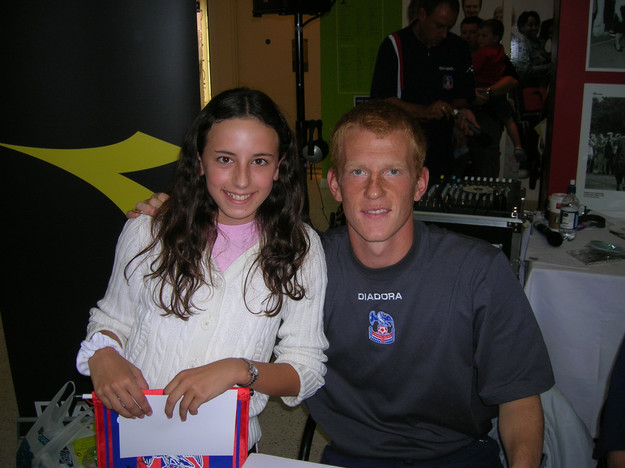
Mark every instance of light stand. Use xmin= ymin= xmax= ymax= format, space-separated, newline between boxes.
xmin=294 ymin=13 xmax=307 ymax=152
xmin=252 ymin=1 xmax=334 ymax=217
xmin=252 ymin=2 xmax=332 ymax=158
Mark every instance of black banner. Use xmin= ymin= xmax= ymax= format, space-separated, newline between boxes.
xmin=0 ymin=1 xmax=201 ymax=415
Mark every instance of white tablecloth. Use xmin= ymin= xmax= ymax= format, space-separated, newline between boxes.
xmin=243 ymin=454 xmax=338 ymax=467
xmin=524 ymin=216 xmax=625 ymax=437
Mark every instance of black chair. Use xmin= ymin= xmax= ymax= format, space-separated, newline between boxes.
xmin=297 ymin=414 xmax=317 ymax=461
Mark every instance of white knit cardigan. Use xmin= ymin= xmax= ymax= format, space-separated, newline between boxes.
xmin=85 ymin=215 xmax=328 ymax=448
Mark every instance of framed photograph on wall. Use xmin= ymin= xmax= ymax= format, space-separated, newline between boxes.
xmin=586 ymin=0 xmax=625 ymax=72
xmin=576 ymin=83 xmax=625 ymax=212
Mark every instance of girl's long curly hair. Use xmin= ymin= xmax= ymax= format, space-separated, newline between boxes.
xmin=130 ymin=88 xmax=310 ymax=319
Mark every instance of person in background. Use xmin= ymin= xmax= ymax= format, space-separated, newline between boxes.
xmin=493 ymin=5 xmax=517 ymax=32
xmin=588 ymin=133 xmax=597 ymax=174
xmin=460 ymin=15 xmax=483 ymax=53
xmin=494 ymin=4 xmax=503 ymax=22
xmin=606 ymin=0 xmax=618 ymax=36
xmin=458 ymin=16 xmax=521 ymax=178
xmin=473 ymin=19 xmax=526 ymax=163
xmin=454 ymin=16 xmax=483 ymax=167
xmin=370 ymin=0 xmax=478 ymax=182
xmin=539 ymin=18 xmax=554 ymax=55
xmin=613 ymin=130 xmax=625 ymax=190
xmin=76 ymin=88 xmax=328 ymax=451
xmin=511 ymin=10 xmax=550 ymax=89
xmin=511 ymin=11 xmax=550 ymax=184
xmin=462 ymin=0 xmax=481 ymax=18
xmin=614 ymin=0 xmax=625 ymax=52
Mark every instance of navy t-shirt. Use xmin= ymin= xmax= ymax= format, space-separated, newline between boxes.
xmin=307 ymin=221 xmax=554 ymax=460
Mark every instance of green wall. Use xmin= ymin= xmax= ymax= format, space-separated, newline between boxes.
xmin=320 ymin=0 xmax=403 ymax=174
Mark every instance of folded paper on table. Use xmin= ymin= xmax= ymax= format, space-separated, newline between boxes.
xmin=93 ymin=387 xmax=250 ymax=468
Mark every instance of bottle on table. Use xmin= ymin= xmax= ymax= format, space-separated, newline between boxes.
xmin=559 ymin=179 xmax=581 ymax=241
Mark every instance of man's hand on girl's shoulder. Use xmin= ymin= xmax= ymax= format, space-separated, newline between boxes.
xmin=126 ymin=192 xmax=169 ymax=219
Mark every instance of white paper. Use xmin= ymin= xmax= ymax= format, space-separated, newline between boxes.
xmin=118 ymin=390 xmax=237 ymax=458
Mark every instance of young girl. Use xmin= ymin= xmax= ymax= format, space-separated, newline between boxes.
xmin=75 ymin=88 xmax=328 ymax=450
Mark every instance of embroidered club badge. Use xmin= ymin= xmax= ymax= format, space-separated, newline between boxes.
xmin=368 ymin=310 xmax=395 ymax=344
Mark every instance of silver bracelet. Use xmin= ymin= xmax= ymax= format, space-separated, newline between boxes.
xmin=238 ymin=358 xmax=259 ymax=387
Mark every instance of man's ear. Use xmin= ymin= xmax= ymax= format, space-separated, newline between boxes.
xmin=327 ymin=168 xmax=343 ymax=203
xmin=414 ymin=167 xmax=430 ymax=202
xmin=417 ymin=7 xmax=427 ymax=23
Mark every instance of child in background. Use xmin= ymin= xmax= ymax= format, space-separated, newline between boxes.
xmin=474 ymin=19 xmax=527 ymax=162
xmin=76 ymin=88 xmax=328 ymax=450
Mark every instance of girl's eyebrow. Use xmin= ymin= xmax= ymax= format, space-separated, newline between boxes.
xmin=212 ymin=149 xmax=278 ymax=158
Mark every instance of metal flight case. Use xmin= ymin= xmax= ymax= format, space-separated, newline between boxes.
xmin=413 ymin=176 xmax=526 ymax=275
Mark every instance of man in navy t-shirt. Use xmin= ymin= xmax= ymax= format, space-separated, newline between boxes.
xmin=306 ymin=99 xmax=553 ymax=467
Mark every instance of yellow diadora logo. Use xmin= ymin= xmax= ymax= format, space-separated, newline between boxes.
xmin=1 ymin=132 xmax=179 ymax=213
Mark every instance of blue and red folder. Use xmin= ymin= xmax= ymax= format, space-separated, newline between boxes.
xmin=92 ymin=388 xmax=250 ymax=468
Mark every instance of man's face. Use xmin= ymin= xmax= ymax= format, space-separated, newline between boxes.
xmin=327 ymin=128 xmax=428 ymax=266
xmin=461 ymin=23 xmax=479 ymax=50
xmin=415 ymin=4 xmax=458 ymax=48
xmin=462 ymin=0 xmax=481 ymax=18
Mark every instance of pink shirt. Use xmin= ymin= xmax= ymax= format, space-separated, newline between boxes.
xmin=213 ymin=221 xmax=260 ymax=272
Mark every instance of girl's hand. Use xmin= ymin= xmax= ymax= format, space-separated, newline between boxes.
xmin=163 ymin=358 xmax=248 ymax=421
xmin=89 ymin=348 xmax=152 ymax=419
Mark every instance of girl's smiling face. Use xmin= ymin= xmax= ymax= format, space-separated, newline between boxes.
xmin=198 ymin=117 xmax=281 ymax=225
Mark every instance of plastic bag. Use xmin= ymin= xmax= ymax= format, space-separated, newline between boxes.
xmin=16 ymin=381 xmax=96 ymax=467
xmin=32 ymin=411 xmax=95 ymax=468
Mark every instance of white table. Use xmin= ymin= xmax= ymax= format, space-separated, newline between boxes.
xmin=243 ymin=454 xmax=338 ymax=467
xmin=523 ymin=216 xmax=625 ymax=437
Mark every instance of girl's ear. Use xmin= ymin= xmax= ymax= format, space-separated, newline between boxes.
xmin=273 ymin=155 xmax=285 ymax=181
xmin=197 ymin=152 xmax=205 ymax=176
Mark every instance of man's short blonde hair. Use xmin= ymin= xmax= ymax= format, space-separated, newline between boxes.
xmin=330 ymin=100 xmax=427 ymax=179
